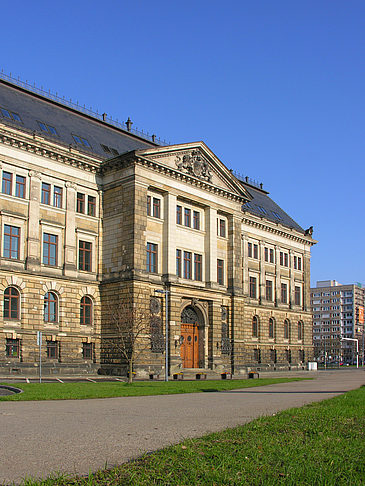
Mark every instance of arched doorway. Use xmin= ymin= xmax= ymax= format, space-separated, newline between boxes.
xmin=180 ymin=306 xmax=202 ymax=368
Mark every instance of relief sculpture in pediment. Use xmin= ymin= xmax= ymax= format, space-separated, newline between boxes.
xmin=175 ymin=150 xmax=212 ymax=182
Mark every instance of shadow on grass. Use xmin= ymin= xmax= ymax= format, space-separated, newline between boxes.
xmin=223 ymin=390 xmax=347 ymax=394
xmin=201 ymin=388 xmax=219 ymax=392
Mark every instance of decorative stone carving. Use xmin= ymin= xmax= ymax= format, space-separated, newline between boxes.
xmin=175 ymin=150 xmax=212 ymax=182
xmin=29 ymin=170 xmax=42 ymax=180
xmin=150 ymin=297 xmax=161 ymax=315
xmin=221 ymin=306 xmax=227 ymax=321
xmin=65 ymin=181 xmax=77 ymax=190
xmin=181 ymin=306 xmax=200 ymax=324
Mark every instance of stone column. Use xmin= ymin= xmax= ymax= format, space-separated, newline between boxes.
xmin=26 ymin=170 xmax=41 ymax=271
xmin=163 ymin=193 xmax=177 ymax=281
xmin=63 ymin=182 xmax=77 ymax=277
xmin=205 ymin=207 xmax=218 ymax=287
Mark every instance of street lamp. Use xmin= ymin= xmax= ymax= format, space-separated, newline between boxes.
xmin=155 ymin=289 xmax=169 ymax=381
xmin=341 ymin=337 xmax=359 ymax=369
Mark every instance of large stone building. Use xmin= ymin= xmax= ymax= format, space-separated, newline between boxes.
xmin=0 ymin=74 xmax=315 ymax=377
xmin=311 ymin=280 xmax=364 ymax=364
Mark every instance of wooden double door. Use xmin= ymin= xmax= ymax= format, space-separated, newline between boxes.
xmin=180 ymin=323 xmax=199 ymax=368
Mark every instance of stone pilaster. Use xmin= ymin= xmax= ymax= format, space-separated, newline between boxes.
xmin=63 ymin=182 xmax=77 ymax=276
xmin=26 ymin=171 xmax=41 ymax=271
xmin=227 ymin=215 xmax=243 ymax=295
xmin=205 ymin=207 xmax=218 ymax=287
xmin=162 ymin=193 xmax=177 ymax=281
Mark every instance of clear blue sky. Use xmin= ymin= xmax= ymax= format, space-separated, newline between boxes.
xmin=2 ymin=0 xmax=364 ymax=286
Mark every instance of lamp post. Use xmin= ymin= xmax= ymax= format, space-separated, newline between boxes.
xmin=341 ymin=337 xmax=359 ymax=368
xmin=155 ymin=288 xmax=169 ymax=381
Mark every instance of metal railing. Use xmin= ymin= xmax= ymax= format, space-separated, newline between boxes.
xmin=232 ymin=170 xmax=263 ymax=189
xmin=0 ymin=70 xmax=169 ymax=146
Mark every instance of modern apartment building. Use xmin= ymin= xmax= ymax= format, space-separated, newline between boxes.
xmin=311 ymin=280 xmax=365 ymax=363
xmin=0 ymin=73 xmax=316 ymax=377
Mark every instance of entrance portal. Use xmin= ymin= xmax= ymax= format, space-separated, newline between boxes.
xmin=180 ymin=305 xmax=203 ymax=369
xmin=180 ymin=323 xmax=199 ymax=368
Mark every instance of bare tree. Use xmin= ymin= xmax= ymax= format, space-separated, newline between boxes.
xmin=108 ymin=293 xmax=152 ymax=383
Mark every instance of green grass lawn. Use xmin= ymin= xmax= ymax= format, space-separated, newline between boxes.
xmin=0 ymin=377 xmax=306 ymax=401
xmin=21 ymin=385 xmax=365 ymax=486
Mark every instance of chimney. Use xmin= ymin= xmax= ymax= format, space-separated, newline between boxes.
xmin=126 ymin=117 xmax=133 ymax=131
xmin=152 ymin=134 xmax=156 ymax=142
xmin=102 ymin=113 xmax=107 ymax=121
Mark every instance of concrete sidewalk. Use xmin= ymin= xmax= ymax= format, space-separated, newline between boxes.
xmin=1 ymin=369 xmax=364 ymax=484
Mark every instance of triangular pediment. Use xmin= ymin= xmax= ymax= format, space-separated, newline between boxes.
xmin=135 ymin=142 xmax=251 ymax=201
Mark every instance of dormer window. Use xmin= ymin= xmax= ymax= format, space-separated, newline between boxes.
xmin=72 ymin=134 xmax=91 ymax=148
xmin=1 ymin=108 xmax=22 ymax=122
xmin=38 ymin=121 xmax=57 ymax=135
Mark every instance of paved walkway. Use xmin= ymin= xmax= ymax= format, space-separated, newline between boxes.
xmin=1 ymin=369 xmax=364 ymax=484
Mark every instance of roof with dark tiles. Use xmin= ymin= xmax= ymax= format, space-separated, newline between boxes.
xmin=239 ymin=182 xmax=305 ymax=233
xmin=0 ymin=80 xmax=156 ymax=158
xmin=0 ymin=79 xmax=306 ymax=234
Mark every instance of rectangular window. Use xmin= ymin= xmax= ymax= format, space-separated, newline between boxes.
xmin=217 ymin=259 xmax=224 ymax=285
xmin=270 ymin=249 xmax=274 ymax=263
xmin=41 ymin=183 xmax=51 ymax=205
xmin=248 ymin=242 xmax=252 ymax=258
xmin=266 ymin=280 xmax=273 ymax=301
xmin=77 ymin=193 xmax=85 ymax=213
xmin=176 ymin=249 xmax=181 ymax=277
xmin=194 ymin=253 xmax=202 ymax=281
xmin=249 ymin=276 xmax=257 ymax=298
xmin=295 ymin=286 xmax=301 ymax=306
xmin=53 ymin=186 xmax=63 ymax=208
xmin=83 ymin=342 xmax=93 ymax=359
xmin=264 ymin=248 xmax=269 ymax=262
xmin=43 ymin=233 xmax=58 ymax=266
xmin=183 ymin=251 xmax=192 ymax=279
xmin=298 ymin=256 xmax=302 ymax=270
xmin=280 ymin=252 xmax=288 ymax=267
xmin=184 ymin=208 xmax=191 ymax=227
xmin=46 ymin=341 xmax=58 ymax=359
xmin=253 ymin=244 xmax=258 ymax=259
xmin=281 ymin=283 xmax=288 ymax=303
xmin=3 ymin=225 xmax=20 ymax=259
xmin=79 ymin=241 xmax=92 ymax=271
xmin=152 ymin=198 xmax=160 ymax=218
xmin=15 ymin=175 xmax=26 ymax=198
xmin=88 ymin=196 xmax=96 ymax=216
xmin=176 ymin=205 xmax=182 ymax=224
xmin=6 ymin=338 xmax=19 ymax=357
xmin=147 ymin=195 xmax=151 ymax=216
xmin=218 ymin=219 xmax=226 ymax=237
xmin=146 ymin=242 xmax=157 ymax=273
xmin=2 ymin=171 xmax=12 ymax=195
xmin=193 ymin=211 xmax=200 ymax=230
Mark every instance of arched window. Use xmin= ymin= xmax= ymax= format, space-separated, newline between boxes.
xmin=268 ymin=317 xmax=275 ymax=339
xmin=298 ymin=321 xmax=303 ymax=340
xmin=44 ymin=292 xmax=58 ymax=323
xmin=80 ymin=296 xmax=93 ymax=325
xmin=252 ymin=316 xmax=259 ymax=338
xmin=4 ymin=287 xmax=20 ymax=320
xmin=284 ymin=319 xmax=290 ymax=340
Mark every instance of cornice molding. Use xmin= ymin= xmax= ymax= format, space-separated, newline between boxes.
xmin=136 ymin=156 xmax=248 ymax=203
xmin=0 ymin=126 xmax=101 ymax=174
xmin=242 ymin=216 xmax=316 ymax=246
